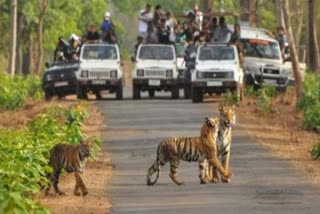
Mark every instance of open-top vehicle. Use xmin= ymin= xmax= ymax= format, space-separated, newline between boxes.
xmin=191 ymin=43 xmax=243 ymax=103
xmin=132 ymin=44 xmax=179 ymax=99
xmin=76 ymin=43 xmax=123 ymax=100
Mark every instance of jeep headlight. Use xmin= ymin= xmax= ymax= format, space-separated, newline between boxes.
xmin=45 ymin=74 xmax=52 ymax=81
xmin=110 ymin=70 xmax=118 ymax=78
xmin=282 ymin=68 xmax=291 ymax=75
xmin=196 ymin=71 xmax=204 ymax=79
xmin=246 ymin=66 xmax=260 ymax=75
xmin=81 ymin=70 xmax=89 ymax=78
xmin=166 ymin=69 xmax=173 ymax=77
xmin=137 ymin=69 xmax=144 ymax=77
xmin=225 ymin=72 xmax=234 ymax=79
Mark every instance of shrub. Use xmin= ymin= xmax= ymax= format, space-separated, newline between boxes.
xmin=244 ymin=85 xmax=257 ymax=97
xmin=0 ymin=72 xmax=43 ymax=110
xmin=299 ymin=72 xmax=320 ymax=130
xmin=311 ymin=143 xmax=320 ymax=160
xmin=222 ymin=90 xmax=238 ymax=105
xmin=0 ymin=102 xmax=100 ymax=213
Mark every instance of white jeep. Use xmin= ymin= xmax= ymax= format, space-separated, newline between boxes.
xmin=76 ymin=43 xmax=123 ymax=100
xmin=191 ymin=44 xmax=243 ymax=103
xmin=132 ymin=44 xmax=179 ymax=99
xmin=240 ymin=27 xmax=292 ymax=90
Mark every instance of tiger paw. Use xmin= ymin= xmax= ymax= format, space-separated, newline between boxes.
xmin=223 ymin=171 xmax=233 ymax=179
xmin=74 ymin=191 xmax=81 ymax=196
xmin=57 ymin=191 xmax=65 ymax=196
xmin=200 ymin=179 xmax=209 ymax=184
xmin=82 ymin=189 xmax=89 ymax=196
xmin=221 ymin=177 xmax=231 ymax=183
xmin=210 ymin=177 xmax=219 ymax=183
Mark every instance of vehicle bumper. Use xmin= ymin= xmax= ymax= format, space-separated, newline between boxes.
xmin=42 ymin=79 xmax=77 ymax=96
xmin=133 ymin=78 xmax=178 ymax=90
xmin=246 ymin=73 xmax=290 ymax=88
xmin=77 ymin=79 xmax=122 ymax=90
xmin=191 ymin=80 xmax=238 ymax=92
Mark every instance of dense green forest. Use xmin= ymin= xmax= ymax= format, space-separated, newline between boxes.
xmin=0 ymin=0 xmax=319 ymax=74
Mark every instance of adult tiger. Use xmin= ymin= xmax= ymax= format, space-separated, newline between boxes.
xmin=146 ymin=117 xmax=232 ymax=186
xmin=206 ymin=104 xmax=236 ymax=183
xmin=45 ymin=139 xmax=93 ymax=196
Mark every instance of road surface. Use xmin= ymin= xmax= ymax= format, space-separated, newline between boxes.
xmin=98 ymin=88 xmax=320 ymax=214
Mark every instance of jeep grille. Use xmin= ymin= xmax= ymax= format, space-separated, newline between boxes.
xmin=90 ymin=71 xmax=110 ymax=78
xmin=263 ymin=68 xmax=280 ymax=75
xmin=145 ymin=70 xmax=165 ymax=77
xmin=202 ymin=71 xmax=233 ymax=79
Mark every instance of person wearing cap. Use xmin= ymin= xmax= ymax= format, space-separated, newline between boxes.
xmin=101 ymin=12 xmax=116 ymax=43
xmin=139 ymin=4 xmax=153 ymax=39
xmin=157 ymin=17 xmax=171 ymax=44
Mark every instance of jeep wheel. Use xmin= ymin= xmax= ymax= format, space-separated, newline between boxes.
xmin=95 ymin=91 xmax=103 ymax=100
xmin=184 ymin=84 xmax=191 ymax=99
xmin=148 ymin=90 xmax=155 ymax=98
xmin=44 ymin=90 xmax=52 ymax=101
xmin=171 ymin=85 xmax=179 ymax=99
xmin=116 ymin=83 xmax=123 ymax=100
xmin=76 ymin=85 xmax=88 ymax=100
xmin=192 ymin=87 xmax=203 ymax=103
xmin=133 ymin=84 xmax=140 ymax=99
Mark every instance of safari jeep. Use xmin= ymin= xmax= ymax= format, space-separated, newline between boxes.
xmin=76 ymin=43 xmax=123 ymax=100
xmin=132 ymin=44 xmax=179 ymax=99
xmin=240 ymin=26 xmax=292 ymax=90
xmin=191 ymin=43 xmax=243 ymax=103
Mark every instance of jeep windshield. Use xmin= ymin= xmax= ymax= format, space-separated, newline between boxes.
xmin=241 ymin=39 xmax=280 ymax=60
xmin=138 ymin=46 xmax=174 ymax=60
xmin=198 ymin=46 xmax=235 ymax=61
xmin=82 ymin=45 xmax=118 ymax=60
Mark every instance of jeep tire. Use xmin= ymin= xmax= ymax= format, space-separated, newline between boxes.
xmin=184 ymin=84 xmax=191 ymax=99
xmin=171 ymin=85 xmax=179 ymax=99
xmin=116 ymin=82 xmax=123 ymax=100
xmin=192 ymin=87 xmax=203 ymax=103
xmin=44 ymin=90 xmax=52 ymax=101
xmin=133 ymin=84 xmax=140 ymax=99
xmin=76 ymin=84 xmax=88 ymax=100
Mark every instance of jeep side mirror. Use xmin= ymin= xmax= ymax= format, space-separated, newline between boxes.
xmin=45 ymin=62 xmax=51 ymax=69
xmin=130 ymin=56 xmax=136 ymax=63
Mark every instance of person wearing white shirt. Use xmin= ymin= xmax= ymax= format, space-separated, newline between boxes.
xmin=165 ymin=11 xmax=178 ymax=42
xmin=139 ymin=4 xmax=153 ymax=39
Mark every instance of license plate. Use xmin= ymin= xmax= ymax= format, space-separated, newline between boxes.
xmin=54 ymin=81 xmax=68 ymax=87
xmin=92 ymin=80 xmax=106 ymax=85
xmin=264 ymin=79 xmax=277 ymax=84
xmin=207 ymin=81 xmax=222 ymax=86
xmin=149 ymin=79 xmax=161 ymax=86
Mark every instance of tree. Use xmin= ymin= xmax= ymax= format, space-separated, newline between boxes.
xmin=307 ymin=0 xmax=320 ymax=72
xmin=35 ymin=0 xmax=48 ymax=75
xmin=8 ymin=0 xmax=17 ymax=76
xmin=240 ymin=0 xmax=258 ymax=27
xmin=282 ymin=0 xmax=303 ymax=103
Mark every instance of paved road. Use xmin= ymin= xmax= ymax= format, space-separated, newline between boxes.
xmin=98 ymin=88 xmax=320 ymax=214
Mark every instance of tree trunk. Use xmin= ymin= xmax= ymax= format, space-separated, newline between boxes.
xmin=203 ymin=0 xmax=213 ymax=12
xmin=240 ymin=0 xmax=257 ymax=27
xmin=282 ymin=0 xmax=303 ymax=103
xmin=27 ymin=35 xmax=35 ymax=74
xmin=8 ymin=0 xmax=17 ymax=76
xmin=308 ymin=0 xmax=320 ymax=72
xmin=16 ymin=14 xmax=25 ymax=74
xmin=36 ymin=0 xmax=48 ymax=75
xmin=275 ymin=0 xmax=285 ymax=28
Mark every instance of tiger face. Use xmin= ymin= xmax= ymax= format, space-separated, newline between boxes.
xmin=79 ymin=140 xmax=93 ymax=159
xmin=218 ymin=104 xmax=236 ymax=128
xmin=205 ymin=117 xmax=220 ymax=129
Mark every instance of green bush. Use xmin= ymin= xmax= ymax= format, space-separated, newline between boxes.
xmin=299 ymin=72 xmax=320 ymax=130
xmin=244 ymin=85 xmax=257 ymax=97
xmin=311 ymin=143 xmax=320 ymax=160
xmin=0 ymin=72 xmax=43 ymax=110
xmin=0 ymin=103 xmax=100 ymax=213
xmin=222 ymin=90 xmax=238 ymax=105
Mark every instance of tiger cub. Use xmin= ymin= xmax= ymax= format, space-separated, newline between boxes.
xmin=45 ymin=139 xmax=93 ymax=196
xmin=206 ymin=103 xmax=236 ymax=183
xmin=146 ymin=117 xmax=232 ymax=186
